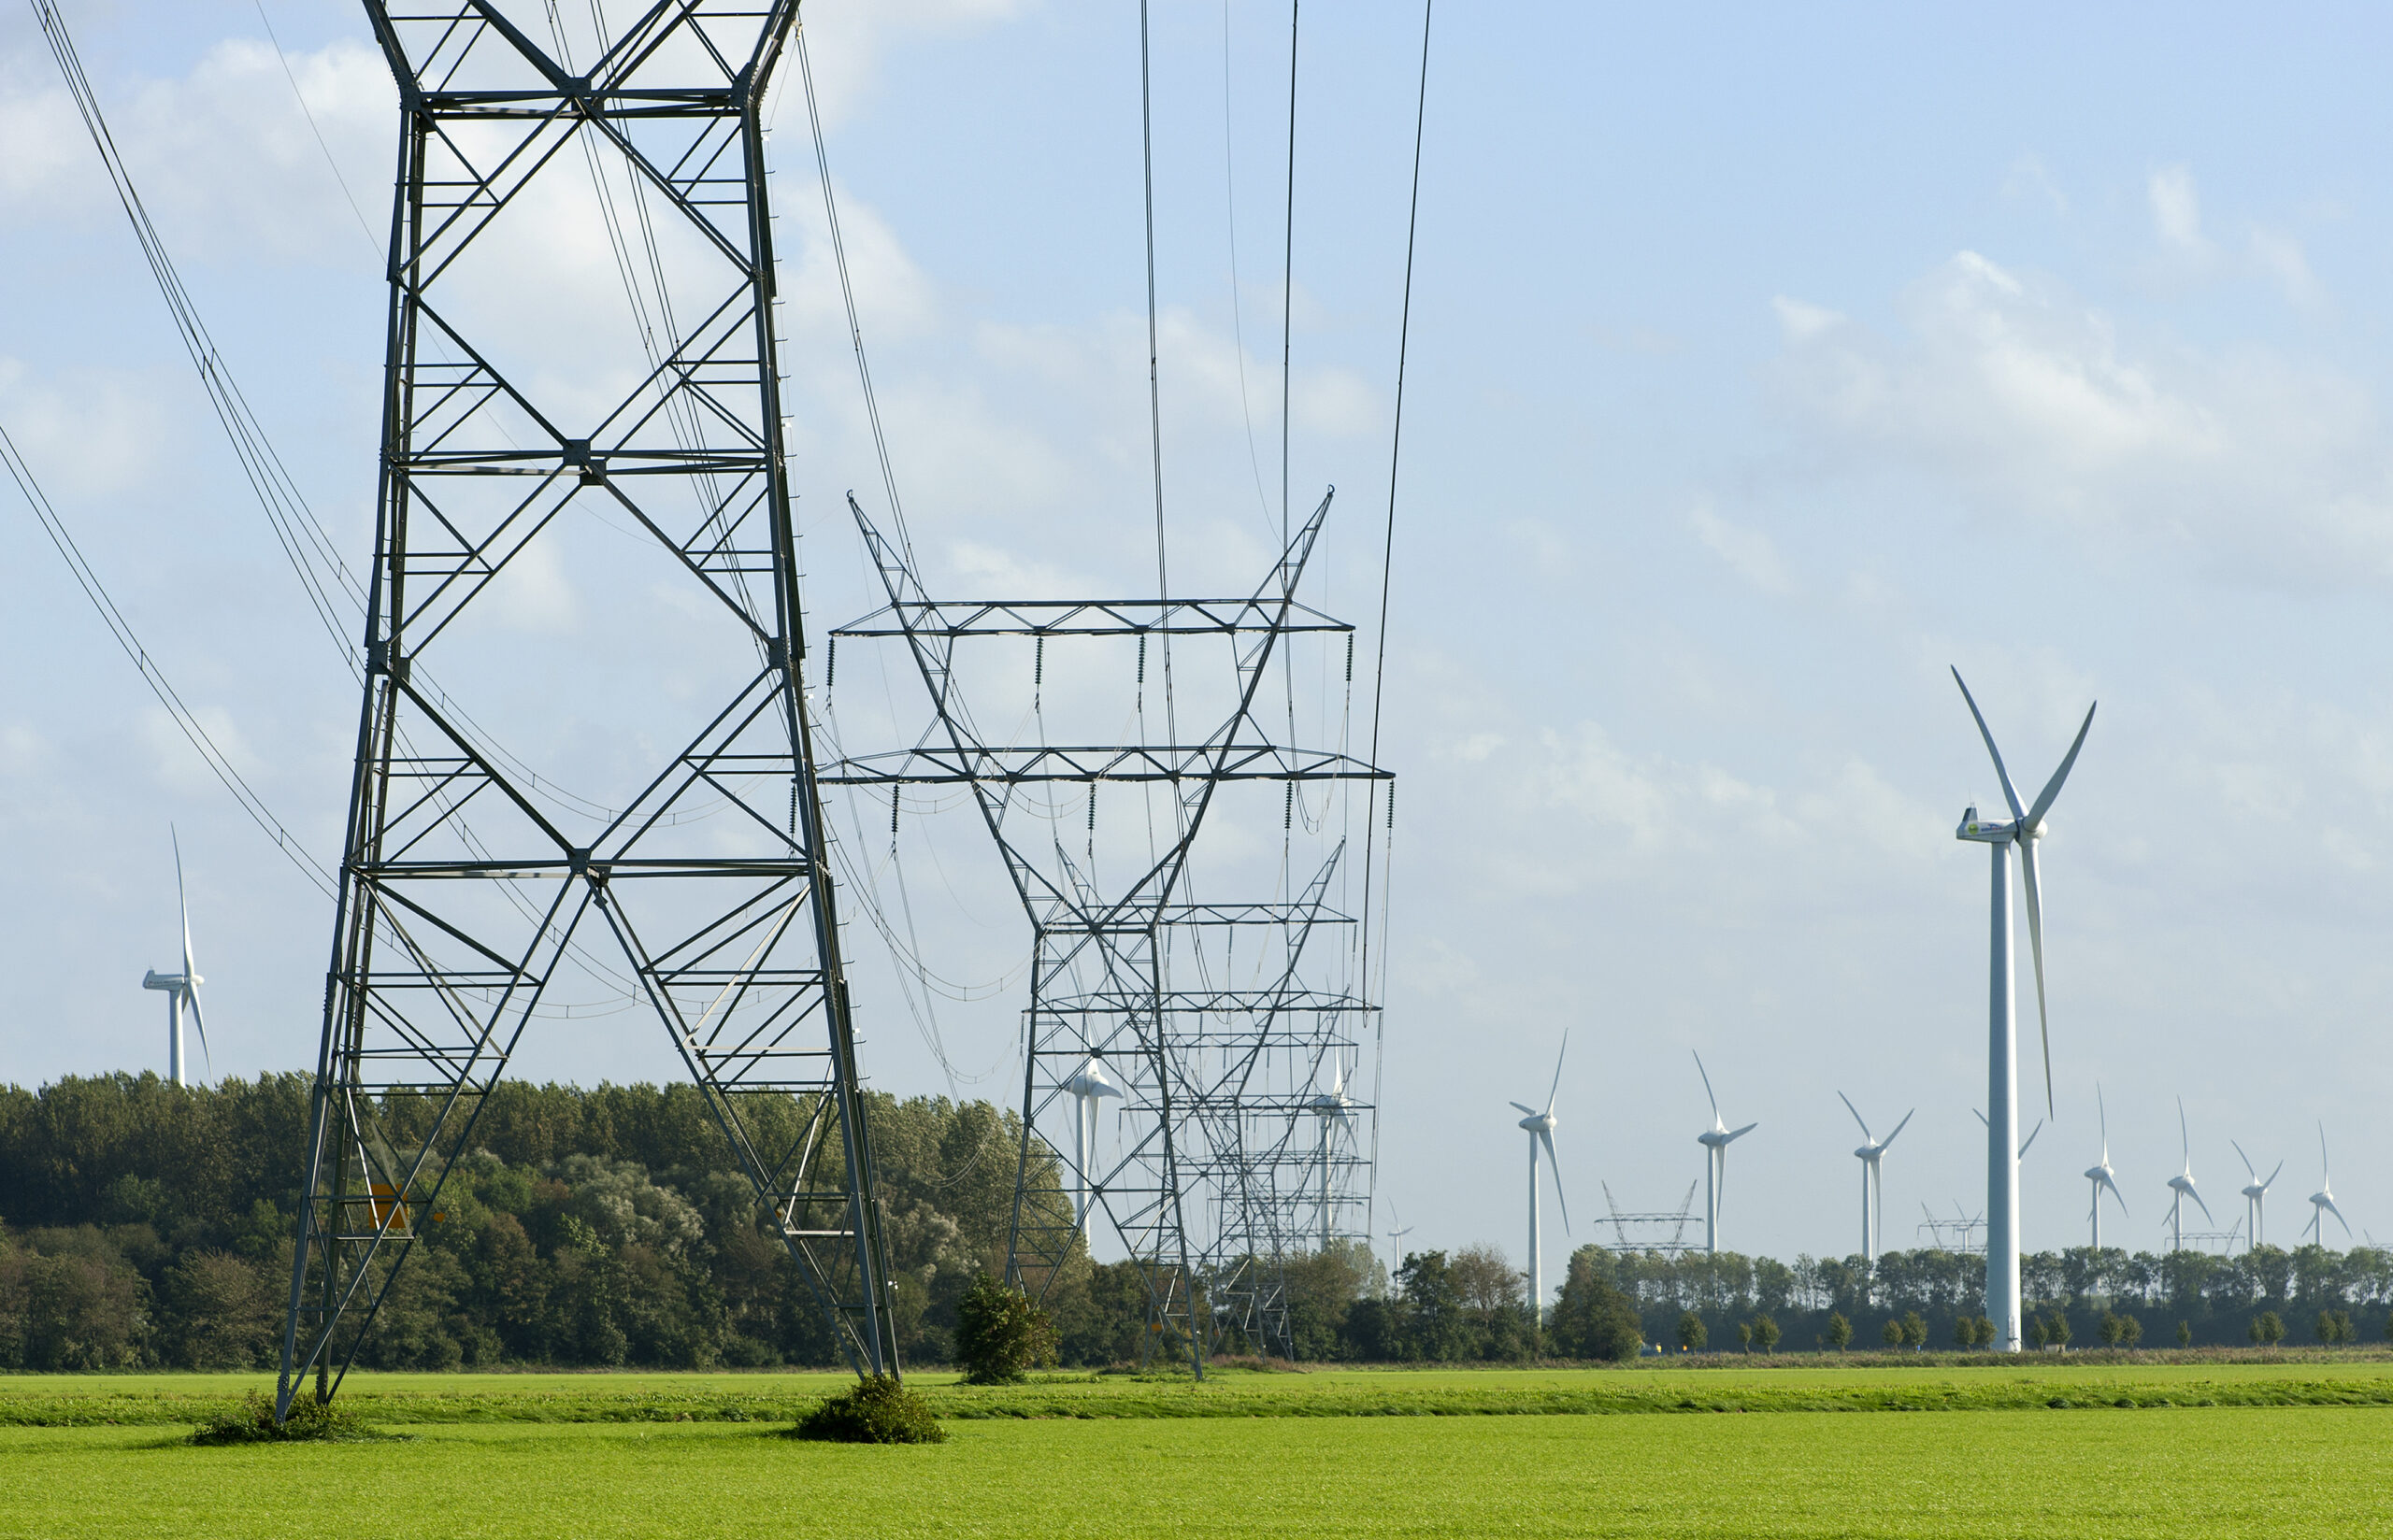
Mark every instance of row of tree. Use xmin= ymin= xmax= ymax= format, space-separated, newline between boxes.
xmin=2 ymin=1075 xmax=2381 ymax=1369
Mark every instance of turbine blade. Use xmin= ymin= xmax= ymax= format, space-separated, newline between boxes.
xmin=2326 ymin=1196 xmax=2352 ymax=1238
xmin=2020 ymin=837 xmax=2054 ymax=1119
xmin=2321 ymin=1122 xmax=2332 ymax=1189
xmin=2019 ymin=1119 xmax=2042 ymax=1160
xmin=2233 ymin=1140 xmax=2257 ymax=1180
xmin=1545 ymin=1031 xmax=1569 ymax=1117
xmin=2265 ymin=1161 xmax=2284 ymax=1191
xmin=1510 ymin=1102 xmax=1540 ymax=1118
xmin=1838 ymin=1091 xmax=1871 ymax=1140
xmin=1952 ymin=668 xmax=2027 ymax=822
xmin=1973 ymin=1107 xmax=1988 ymax=1128
xmin=1539 ymin=1128 xmax=1569 ymax=1234
xmin=2179 ymin=1097 xmax=2189 ymax=1167
xmin=1883 ymin=1108 xmax=1915 ymax=1148
xmin=173 ymin=826 xmax=195 ymax=979
xmin=2024 ymin=702 xmax=2098 ymax=833
xmin=2190 ymin=1186 xmax=2214 ymax=1225
xmin=1694 ymin=1050 xmax=1720 ymax=1123
xmin=185 ymin=985 xmax=212 ymax=1080
xmin=2098 ymin=1082 xmax=2110 ymax=1157
xmin=1726 ymin=1122 xmax=1757 ymax=1143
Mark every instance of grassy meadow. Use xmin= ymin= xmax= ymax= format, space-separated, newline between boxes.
xmin=8 ymin=1360 xmax=2393 ymax=1536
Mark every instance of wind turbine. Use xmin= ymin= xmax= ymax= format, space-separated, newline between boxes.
xmin=2083 ymin=1085 xmax=2128 ymax=1248
xmin=2165 ymin=1097 xmax=2213 ymax=1252
xmin=1510 ymin=1034 xmax=1570 ymax=1320
xmin=1058 ymin=1057 xmax=1123 ymax=1229
xmin=1693 ymin=1051 xmax=1756 ymax=1256
xmin=1838 ymin=1092 xmax=1913 ymax=1263
xmin=1952 ymin=667 xmax=2096 ymax=1352
xmin=2232 ymin=1141 xmax=2285 ymax=1252
xmin=1308 ymin=1062 xmax=1356 ymax=1248
xmin=2306 ymin=1125 xmax=2352 ymax=1244
xmin=1385 ymin=1202 xmax=1414 ymax=1273
xmin=139 ymin=828 xmax=210 ymax=1089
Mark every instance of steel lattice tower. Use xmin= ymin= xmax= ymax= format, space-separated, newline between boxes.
xmin=275 ymin=1 xmax=896 ymax=1416
xmin=826 ymin=494 xmax=1384 ymax=1371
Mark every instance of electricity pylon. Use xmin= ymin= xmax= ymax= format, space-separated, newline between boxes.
xmin=275 ymin=2 xmax=895 ymax=1417
xmin=825 ymin=492 xmax=1384 ymax=1373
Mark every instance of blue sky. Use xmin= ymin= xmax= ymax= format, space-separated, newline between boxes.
xmin=7 ymin=2 xmax=2393 ymax=1286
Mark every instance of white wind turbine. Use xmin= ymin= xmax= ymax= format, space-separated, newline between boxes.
xmin=2166 ymin=1097 xmax=2214 ymax=1252
xmin=1510 ymin=1033 xmax=1570 ymax=1321
xmin=1385 ymin=1202 xmax=1414 ymax=1273
xmin=2306 ymin=1125 xmax=2352 ymax=1245
xmin=1951 ymin=667 xmax=2096 ymax=1352
xmin=1838 ymin=1092 xmax=1913 ymax=1263
xmin=1693 ymin=1051 xmax=1756 ymax=1257
xmin=140 ymin=829 xmax=210 ymax=1089
xmin=2232 ymin=1140 xmax=2285 ymax=1252
xmin=1308 ymin=1062 xmax=1356 ymax=1248
xmin=1058 ymin=1057 xmax=1123 ymax=1229
xmin=2083 ymin=1085 xmax=2128 ymax=1248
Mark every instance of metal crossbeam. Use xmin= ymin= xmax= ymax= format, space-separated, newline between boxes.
xmin=275 ymin=1 xmax=896 ymax=1419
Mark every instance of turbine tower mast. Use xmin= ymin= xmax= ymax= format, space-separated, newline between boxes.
xmin=276 ymin=2 xmax=896 ymax=1419
xmin=1951 ymin=668 xmax=2096 ymax=1353
xmin=1511 ymin=1034 xmax=1569 ymax=1321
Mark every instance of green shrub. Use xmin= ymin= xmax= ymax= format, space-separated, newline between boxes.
xmin=1750 ymin=1314 xmax=1781 ymax=1353
xmin=1880 ymin=1319 xmax=1904 ymax=1348
xmin=1675 ymin=1311 xmax=1707 ymax=1352
xmin=192 ymin=1390 xmax=374 ymax=1445
xmin=953 ymin=1274 xmax=1058 ymax=1385
xmin=1824 ymin=1312 xmax=1852 ymax=1351
xmin=790 ymin=1375 xmax=946 ymax=1445
xmin=1899 ymin=1312 xmax=1927 ymax=1348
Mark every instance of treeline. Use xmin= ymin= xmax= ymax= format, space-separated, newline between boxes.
xmin=1573 ymin=1244 xmax=2393 ymax=1351
xmin=7 ymin=1075 xmax=2386 ymax=1371
xmin=0 ymin=1073 xmax=1181 ymax=1372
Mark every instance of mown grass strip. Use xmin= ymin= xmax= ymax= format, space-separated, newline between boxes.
xmin=10 ymin=1372 xmax=2393 ymax=1428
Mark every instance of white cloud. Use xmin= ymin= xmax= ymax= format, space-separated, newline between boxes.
xmin=1688 ymin=503 xmax=1792 ymax=593
xmin=1771 ymin=295 xmax=1844 ymax=342
xmin=1768 ymin=249 xmax=2393 ymax=587
xmin=2250 ymin=227 xmax=2322 ymax=308
xmin=2149 ymin=164 xmax=2205 ymax=252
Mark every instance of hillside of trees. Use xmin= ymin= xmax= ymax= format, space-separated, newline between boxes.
xmin=3 ymin=1074 xmax=2384 ymax=1371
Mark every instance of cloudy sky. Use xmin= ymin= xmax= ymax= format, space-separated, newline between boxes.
xmin=7 ymin=2 xmax=2393 ymax=1287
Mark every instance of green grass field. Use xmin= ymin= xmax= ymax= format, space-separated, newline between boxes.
xmin=7 ymin=1362 xmax=2392 ymax=1536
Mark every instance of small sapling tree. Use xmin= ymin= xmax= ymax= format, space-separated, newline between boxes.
xmin=2176 ymin=1319 xmax=2193 ymax=1348
xmin=1899 ymin=1312 xmax=1927 ymax=1349
xmin=1752 ymin=1314 xmax=1781 ymax=1354
xmin=954 ymin=1273 xmax=1058 ymax=1385
xmin=1676 ymin=1311 xmax=1707 ymax=1352
xmin=1881 ymin=1319 xmax=1904 ymax=1348
xmin=1825 ymin=1312 xmax=1853 ymax=1352
xmin=2046 ymin=1310 xmax=2071 ymax=1350
xmin=1736 ymin=1321 xmax=1753 ymax=1352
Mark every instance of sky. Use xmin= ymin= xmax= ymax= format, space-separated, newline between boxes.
xmin=7 ymin=2 xmax=2393 ymax=1291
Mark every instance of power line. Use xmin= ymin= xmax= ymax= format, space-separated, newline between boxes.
xmin=1360 ymin=0 xmax=1435 ymax=1255
xmin=1 ymin=422 xmax=337 ymax=900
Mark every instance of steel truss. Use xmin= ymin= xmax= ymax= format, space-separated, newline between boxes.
xmin=827 ymin=492 xmax=1386 ymax=1369
xmin=276 ymin=1 xmax=896 ymax=1418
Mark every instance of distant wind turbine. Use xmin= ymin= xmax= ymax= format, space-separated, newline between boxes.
xmin=1308 ymin=1062 xmax=1357 ymax=1248
xmin=2307 ymin=1125 xmax=2352 ymax=1244
xmin=1838 ymin=1092 xmax=1913 ymax=1263
xmin=1951 ymin=668 xmax=2097 ymax=1351
xmin=2166 ymin=1097 xmax=2214 ymax=1252
xmin=1059 ymin=1057 xmax=1123 ymax=1229
xmin=1510 ymin=1033 xmax=1570 ymax=1320
xmin=2232 ymin=1140 xmax=2285 ymax=1252
xmin=140 ymin=828 xmax=210 ymax=1089
xmin=2083 ymin=1085 xmax=2128 ymax=1248
xmin=1693 ymin=1051 xmax=1756 ymax=1256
